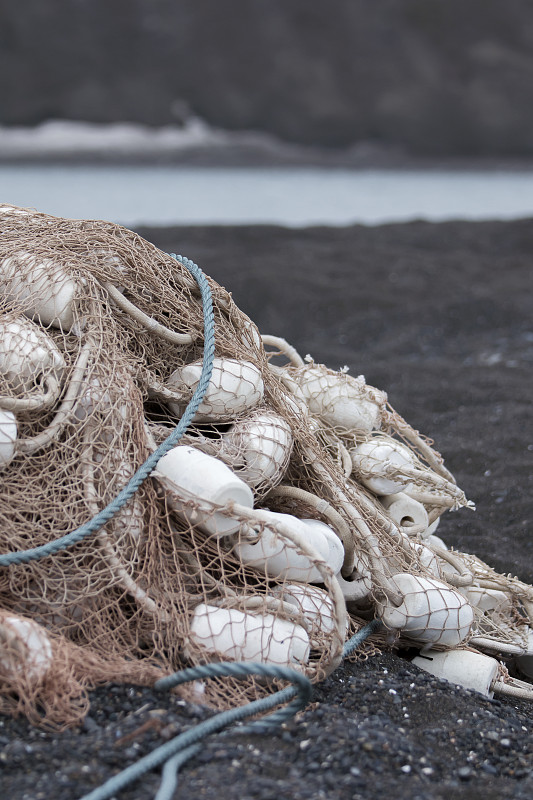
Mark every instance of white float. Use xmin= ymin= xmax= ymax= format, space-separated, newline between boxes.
xmin=300 ymin=518 xmax=345 ymax=575
xmin=240 ymin=318 xmax=262 ymax=351
xmin=462 ymin=586 xmax=512 ymax=615
xmin=0 ymin=251 xmax=80 ymax=330
xmin=380 ymin=492 xmax=428 ymax=534
xmin=426 ymin=533 xmax=448 ymax=551
xmin=233 ymin=511 xmax=342 ymax=582
xmin=165 ymin=358 xmax=264 ymax=422
xmin=0 ymin=317 xmax=65 ymax=392
xmin=188 ymin=603 xmax=310 ymax=667
xmin=0 ymin=614 xmax=53 ymax=681
xmin=412 ymin=648 xmax=500 ymax=698
xmin=153 ymin=445 xmax=254 ymax=536
xmin=379 ymin=573 xmax=474 ymax=646
xmin=295 ymin=366 xmax=385 ymax=432
xmin=221 ymin=410 xmax=293 ymax=487
xmin=272 ymin=583 xmax=345 ymax=639
xmin=423 ymin=517 xmax=441 ymax=540
xmin=0 ymin=409 xmax=17 ymax=467
xmin=404 ymin=537 xmax=441 ymax=577
xmin=334 ymin=568 xmax=373 ymax=603
xmin=350 ymin=437 xmax=415 ymax=496
xmin=73 ymin=376 xmax=115 ymax=422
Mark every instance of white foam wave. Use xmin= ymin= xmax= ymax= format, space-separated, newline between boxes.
xmin=0 ymin=118 xmax=291 ymax=160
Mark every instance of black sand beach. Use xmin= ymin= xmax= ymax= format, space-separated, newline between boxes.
xmin=1 ymin=219 xmax=532 ymax=799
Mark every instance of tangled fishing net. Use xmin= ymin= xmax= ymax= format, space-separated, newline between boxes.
xmin=0 ymin=203 xmax=532 ymax=729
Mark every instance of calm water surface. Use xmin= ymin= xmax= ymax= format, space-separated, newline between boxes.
xmin=2 ymin=165 xmax=533 ymax=226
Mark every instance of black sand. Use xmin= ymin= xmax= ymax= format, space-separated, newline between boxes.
xmin=1 ymin=219 xmax=532 ymax=798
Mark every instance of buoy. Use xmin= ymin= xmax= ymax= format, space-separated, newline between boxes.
xmin=221 ymin=410 xmax=293 ymax=487
xmin=166 ymin=358 xmax=264 ymax=422
xmin=379 ymin=573 xmax=474 ymax=646
xmin=272 ymin=583 xmax=346 ymax=640
xmin=188 ymin=603 xmax=310 ymax=667
xmin=154 ymin=445 xmax=254 ymax=536
xmin=0 ymin=251 xmax=80 ymax=330
xmin=0 ymin=317 xmax=65 ymax=393
xmin=0 ymin=613 xmax=53 ymax=682
xmin=350 ymin=437 xmax=414 ymax=496
xmin=233 ymin=511 xmax=342 ymax=582
xmin=412 ymin=648 xmax=500 ymax=697
xmin=380 ymin=492 xmax=428 ymax=534
xmin=0 ymin=409 xmax=17 ymax=467
xmin=295 ymin=365 xmax=385 ymax=432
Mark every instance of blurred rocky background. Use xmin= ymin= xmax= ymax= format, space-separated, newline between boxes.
xmin=2 ymin=0 xmax=533 ymax=158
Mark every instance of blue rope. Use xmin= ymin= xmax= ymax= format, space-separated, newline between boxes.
xmin=79 ymin=620 xmax=382 ymax=800
xmin=342 ymin=617 xmax=382 ymax=658
xmin=0 ymin=255 xmax=215 ymax=567
xmin=151 ymin=620 xmax=381 ymax=800
xmin=79 ymin=663 xmax=313 ymax=800
xmin=153 ymin=614 xmax=385 ymax=800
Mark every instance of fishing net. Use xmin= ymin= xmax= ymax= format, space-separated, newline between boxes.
xmin=0 ymin=203 xmax=531 ymax=728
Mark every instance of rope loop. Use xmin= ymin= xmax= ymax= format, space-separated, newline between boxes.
xmin=78 ymin=621 xmax=381 ymax=800
xmin=79 ymin=659 xmax=313 ymax=800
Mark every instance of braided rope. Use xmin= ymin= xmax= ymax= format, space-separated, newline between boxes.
xmin=0 ymin=255 xmax=215 ymax=567
xmin=80 ymin=664 xmax=311 ymax=800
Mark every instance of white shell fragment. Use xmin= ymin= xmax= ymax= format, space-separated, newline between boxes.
xmin=166 ymin=358 xmax=264 ymax=422
xmin=0 ymin=318 xmax=65 ymax=393
xmin=350 ymin=437 xmax=415 ymax=496
xmin=153 ymin=445 xmax=254 ymax=536
xmin=233 ymin=511 xmax=342 ymax=582
xmin=221 ymin=410 xmax=293 ymax=488
xmin=295 ymin=365 xmax=386 ymax=432
xmin=380 ymin=573 xmax=474 ymax=647
xmin=412 ymin=648 xmax=500 ymax=698
xmin=0 ymin=409 xmax=17 ymax=467
xmin=0 ymin=614 xmax=53 ymax=681
xmin=188 ymin=603 xmax=310 ymax=667
xmin=0 ymin=251 xmax=80 ymax=330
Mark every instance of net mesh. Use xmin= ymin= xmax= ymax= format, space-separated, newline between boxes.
xmin=0 ymin=203 xmax=530 ymax=727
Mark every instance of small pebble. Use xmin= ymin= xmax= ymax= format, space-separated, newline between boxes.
xmin=457 ymin=766 xmax=472 ymax=780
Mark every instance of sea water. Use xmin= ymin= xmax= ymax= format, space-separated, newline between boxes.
xmin=2 ymin=164 xmax=533 ymax=227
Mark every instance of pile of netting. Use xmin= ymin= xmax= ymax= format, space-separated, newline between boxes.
xmin=0 ymin=203 xmax=532 ymax=729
